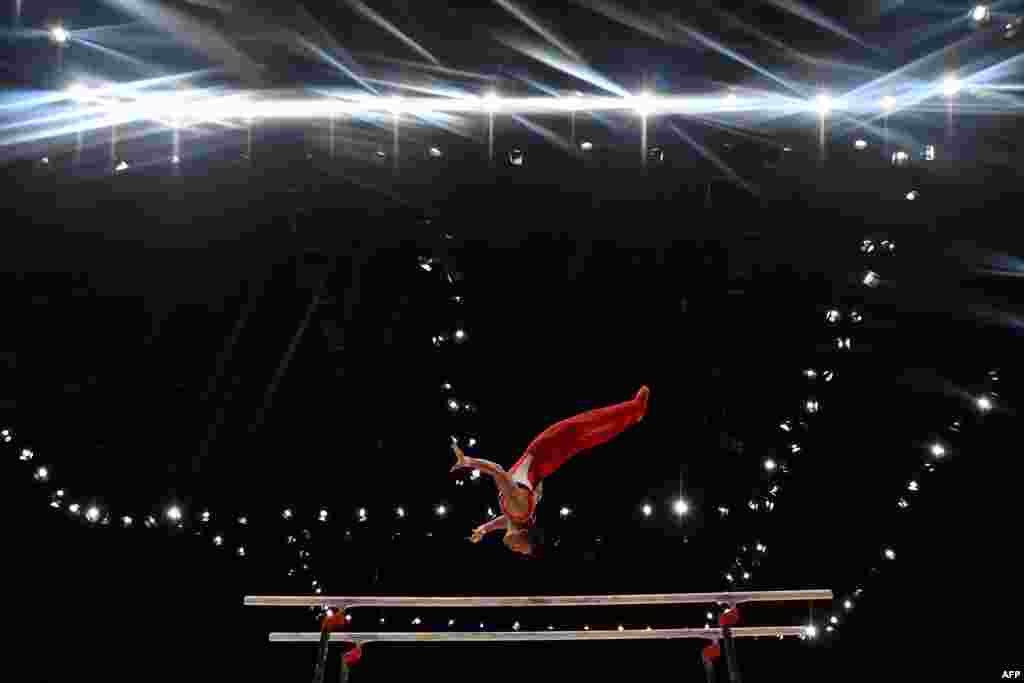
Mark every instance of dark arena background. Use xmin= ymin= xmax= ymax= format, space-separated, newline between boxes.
xmin=3 ymin=1 xmax=1022 ymax=682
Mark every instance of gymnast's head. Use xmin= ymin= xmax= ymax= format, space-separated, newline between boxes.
xmin=504 ymin=525 xmax=545 ymax=558
xmin=504 ymin=526 xmax=532 ymax=555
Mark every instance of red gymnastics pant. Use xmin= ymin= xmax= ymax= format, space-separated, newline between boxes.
xmin=510 ymin=394 xmax=646 ymax=489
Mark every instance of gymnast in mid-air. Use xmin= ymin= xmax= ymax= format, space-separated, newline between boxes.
xmin=450 ymin=386 xmax=650 ymax=557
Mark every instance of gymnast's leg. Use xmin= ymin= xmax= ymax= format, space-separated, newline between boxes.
xmin=528 ymin=386 xmax=649 ymax=483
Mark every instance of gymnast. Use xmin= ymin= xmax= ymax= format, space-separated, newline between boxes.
xmin=450 ymin=386 xmax=650 ymax=556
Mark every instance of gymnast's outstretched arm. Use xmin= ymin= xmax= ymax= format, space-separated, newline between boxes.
xmin=469 ymin=515 xmax=508 ymax=543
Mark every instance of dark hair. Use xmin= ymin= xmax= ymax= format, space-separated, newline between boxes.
xmin=525 ymin=526 xmax=546 ymax=558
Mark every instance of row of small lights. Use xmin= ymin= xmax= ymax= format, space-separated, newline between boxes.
xmin=711 ymin=359 xmax=831 ymax=640
xmin=779 ymin=236 xmax=998 ymax=642
xmin=35 ymin=37 xmax=1001 ymax=179
xmin=12 ymin=427 xmax=702 ymax=543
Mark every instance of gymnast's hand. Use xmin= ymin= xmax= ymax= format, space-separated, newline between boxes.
xmin=451 ymin=444 xmax=468 ymax=472
xmin=468 ymin=528 xmax=484 ymax=544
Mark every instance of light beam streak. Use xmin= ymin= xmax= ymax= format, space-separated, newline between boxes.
xmin=340 ymin=0 xmax=441 ymax=65
xmin=493 ymin=0 xmax=585 ymax=63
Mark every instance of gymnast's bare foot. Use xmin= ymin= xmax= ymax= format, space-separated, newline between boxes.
xmin=635 ymin=386 xmax=650 ymax=421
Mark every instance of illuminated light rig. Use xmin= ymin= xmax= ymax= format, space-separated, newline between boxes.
xmin=54 ymin=88 xmax=963 ymax=121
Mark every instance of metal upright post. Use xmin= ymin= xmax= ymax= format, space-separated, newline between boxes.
xmin=702 ymin=650 xmax=716 ymax=683
xmin=718 ymin=605 xmax=742 ymax=683
xmin=312 ymin=621 xmax=332 ymax=683
xmin=721 ymin=626 xmax=741 ymax=683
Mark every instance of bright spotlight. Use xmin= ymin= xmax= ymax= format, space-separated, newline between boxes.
xmin=930 ymin=443 xmax=946 ymax=457
xmin=86 ymin=506 xmax=101 ymax=523
xmin=67 ymin=83 xmax=91 ymax=102
xmin=971 ymin=5 xmax=991 ymax=23
xmin=924 ymin=145 xmax=936 ymax=161
xmin=672 ymin=498 xmax=689 ymax=516
xmin=764 ymin=458 xmax=777 ymax=472
xmin=632 ymin=91 xmax=655 ymax=116
xmin=34 ymin=466 xmax=50 ymax=482
xmin=804 ymin=625 xmax=818 ymax=639
xmin=726 ymin=92 xmax=738 ymax=104
xmin=881 ymin=95 xmax=896 ymax=111
xmin=905 ymin=190 xmax=919 ymax=201
xmin=863 ymin=271 xmax=880 ymax=287
xmin=891 ymin=150 xmax=909 ymax=167
xmin=51 ymin=26 xmax=70 ymax=45
xmin=559 ymin=506 xmax=571 ymax=518
xmin=854 ymin=139 xmax=868 ymax=150
xmin=435 ymin=504 xmax=447 ymax=517
xmin=641 ymin=503 xmax=653 ymax=517
xmin=166 ymin=505 xmax=182 ymax=522
xmin=977 ymin=396 xmax=993 ymax=412
xmin=483 ymin=91 xmax=501 ymax=113
xmin=942 ymin=75 xmax=961 ymax=97
xmin=428 ymin=147 xmax=442 ymax=158
xmin=814 ymin=93 xmax=833 ymax=115
xmin=580 ymin=141 xmax=593 ymax=151
xmin=884 ymin=547 xmax=896 ymax=560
